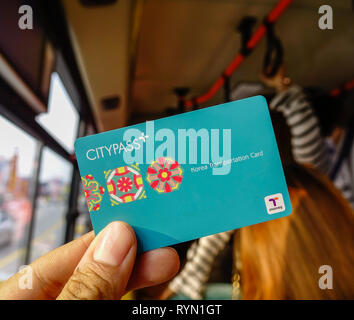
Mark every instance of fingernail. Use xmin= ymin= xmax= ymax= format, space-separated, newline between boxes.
xmin=93 ymin=222 xmax=134 ymax=267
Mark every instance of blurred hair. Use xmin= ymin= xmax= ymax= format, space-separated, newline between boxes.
xmin=269 ymin=109 xmax=294 ymax=166
xmin=338 ymin=90 xmax=354 ymax=129
xmin=239 ymin=164 xmax=354 ymax=299
xmin=304 ymin=87 xmax=354 ymax=136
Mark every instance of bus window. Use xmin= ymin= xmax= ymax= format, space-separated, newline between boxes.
xmin=0 ymin=115 xmax=37 ymax=280
xmin=29 ymin=147 xmax=73 ymax=262
xmin=36 ymin=72 xmax=79 ymax=153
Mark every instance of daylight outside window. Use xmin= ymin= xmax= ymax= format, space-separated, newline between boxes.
xmin=0 ymin=115 xmax=38 ymax=280
xmin=0 ymin=73 xmax=79 ymax=278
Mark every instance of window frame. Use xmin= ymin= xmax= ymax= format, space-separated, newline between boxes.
xmin=0 ymin=69 xmax=93 ymax=271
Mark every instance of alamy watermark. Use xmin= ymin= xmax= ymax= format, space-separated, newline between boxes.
xmin=16 ymin=263 xmax=334 ymax=291
xmin=84 ymin=122 xmax=233 ymax=175
xmin=18 ymin=265 xmax=33 ymax=290
xmin=18 ymin=5 xmax=33 ymax=30
xmin=318 ymin=265 xmax=333 ymax=290
xmin=318 ymin=5 xmax=333 ymax=30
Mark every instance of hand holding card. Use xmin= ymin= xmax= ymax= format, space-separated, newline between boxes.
xmin=75 ymin=96 xmax=292 ymax=252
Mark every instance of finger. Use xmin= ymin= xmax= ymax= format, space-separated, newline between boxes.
xmin=0 ymin=231 xmax=94 ymax=300
xmin=126 ymin=247 xmax=180 ymax=292
xmin=57 ymin=221 xmax=137 ymax=300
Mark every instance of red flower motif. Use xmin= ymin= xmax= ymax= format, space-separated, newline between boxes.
xmin=117 ymin=177 xmax=132 ymax=192
xmin=157 ymin=168 xmax=172 ymax=182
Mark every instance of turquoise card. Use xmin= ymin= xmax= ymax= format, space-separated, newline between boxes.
xmin=75 ymin=96 xmax=292 ymax=252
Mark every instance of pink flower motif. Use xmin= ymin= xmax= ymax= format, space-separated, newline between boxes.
xmin=147 ymin=157 xmax=183 ymax=193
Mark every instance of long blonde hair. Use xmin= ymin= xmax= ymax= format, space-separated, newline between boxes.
xmin=240 ymin=164 xmax=354 ymax=299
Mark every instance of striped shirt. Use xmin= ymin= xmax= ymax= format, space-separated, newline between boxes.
xmin=168 ymin=85 xmax=354 ymax=299
xmin=270 ymin=85 xmax=354 ymax=206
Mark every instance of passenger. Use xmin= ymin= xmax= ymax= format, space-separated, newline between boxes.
xmin=261 ymin=64 xmax=354 ymax=207
xmin=163 ymin=76 xmax=354 ymax=299
xmin=163 ymin=164 xmax=354 ymax=300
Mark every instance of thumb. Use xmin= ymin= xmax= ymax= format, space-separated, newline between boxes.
xmin=57 ymin=221 xmax=136 ymax=300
